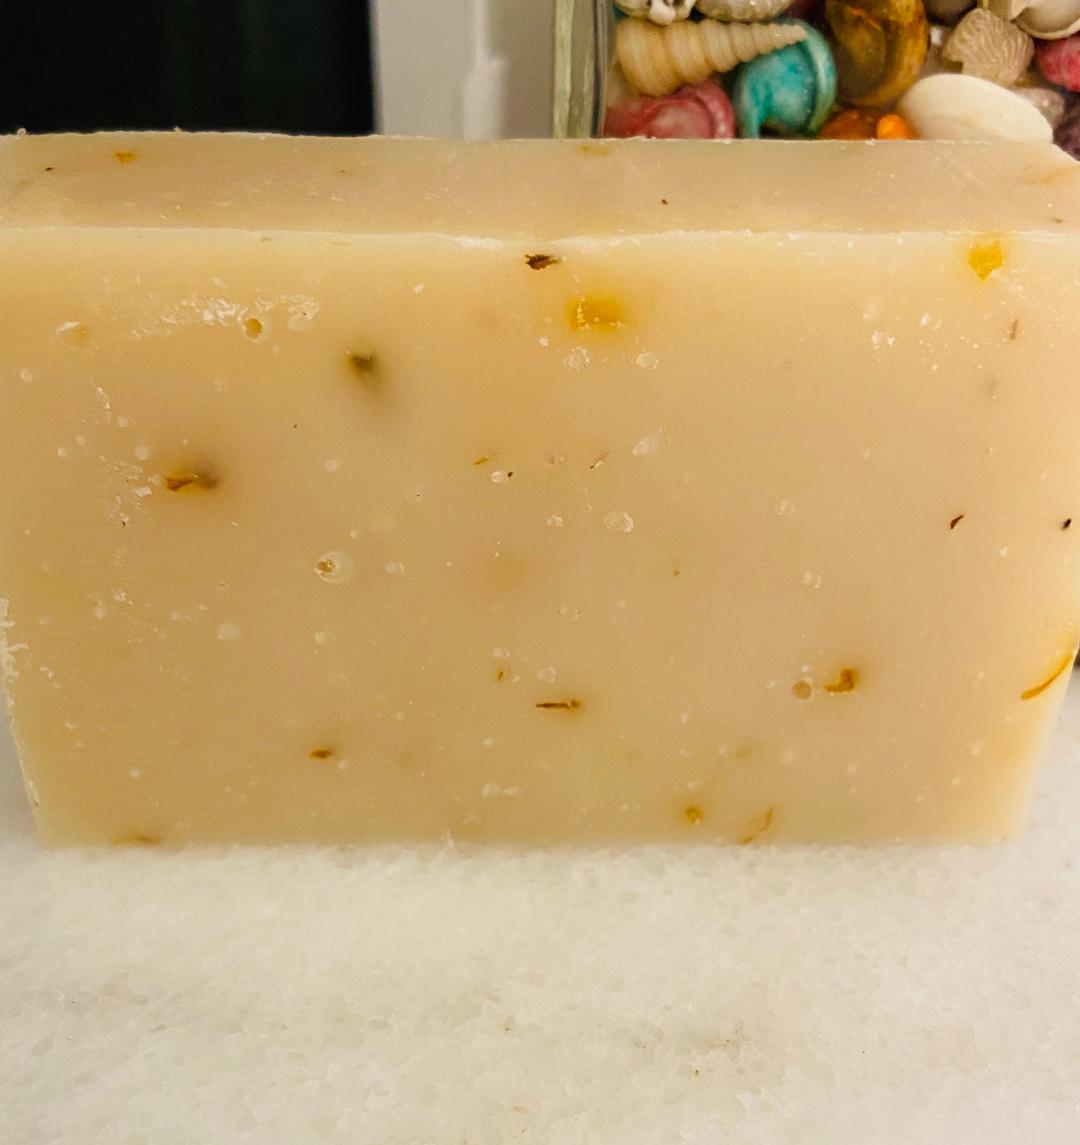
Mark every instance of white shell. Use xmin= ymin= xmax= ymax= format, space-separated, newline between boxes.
xmin=897 ymin=72 xmax=1054 ymax=139
xmin=943 ymin=9 xmax=1034 ymax=85
xmin=696 ymin=0 xmax=793 ymax=20
xmin=979 ymin=0 xmax=1080 ymax=39
xmin=616 ymin=16 xmax=808 ymax=96
xmin=616 ymin=0 xmax=697 ymax=23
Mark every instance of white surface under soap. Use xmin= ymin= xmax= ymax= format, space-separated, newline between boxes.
xmin=1 ymin=689 xmax=1079 ymax=1144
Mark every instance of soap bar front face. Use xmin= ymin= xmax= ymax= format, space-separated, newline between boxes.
xmin=2 ymin=134 xmax=1080 ymax=845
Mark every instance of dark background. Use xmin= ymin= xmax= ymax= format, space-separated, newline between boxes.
xmin=0 ymin=1 xmax=375 ymax=135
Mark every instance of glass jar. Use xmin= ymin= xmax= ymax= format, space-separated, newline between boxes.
xmin=552 ymin=0 xmax=1079 ymax=156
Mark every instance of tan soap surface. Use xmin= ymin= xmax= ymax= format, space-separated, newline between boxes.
xmin=1 ymin=133 xmax=1080 ymax=846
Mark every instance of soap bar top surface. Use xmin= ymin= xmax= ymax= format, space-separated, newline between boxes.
xmin=0 ymin=133 xmax=1078 ymax=237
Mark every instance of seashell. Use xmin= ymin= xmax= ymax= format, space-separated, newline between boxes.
xmin=786 ymin=0 xmax=824 ymax=16
xmin=926 ymin=0 xmax=975 ymax=21
xmin=818 ymin=106 xmax=918 ymax=133
xmin=615 ymin=0 xmax=697 ymax=24
xmin=825 ymin=0 xmax=930 ymax=107
xmin=1013 ymin=78 xmax=1069 ymax=124
xmin=919 ymin=22 xmax=957 ymax=74
xmin=1036 ymin=32 xmax=1080 ymax=89
xmin=897 ymin=71 xmax=1053 ymax=138
xmin=616 ymin=13 xmax=809 ymax=96
xmin=1054 ymin=93 xmax=1080 ymax=156
xmin=604 ymin=78 xmax=737 ymax=137
xmin=979 ymin=0 xmax=1080 ymax=39
xmin=943 ymin=9 xmax=1034 ymax=85
xmin=875 ymin=110 xmax=918 ymax=133
xmin=732 ymin=20 xmax=838 ymax=135
xmin=819 ymin=106 xmax=880 ymax=135
xmin=696 ymin=0 xmax=793 ymax=21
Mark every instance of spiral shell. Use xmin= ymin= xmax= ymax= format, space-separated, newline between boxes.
xmin=604 ymin=79 xmax=737 ymax=137
xmin=825 ymin=0 xmax=930 ymax=107
xmin=943 ymin=8 xmax=1035 ymax=84
xmin=897 ymin=72 xmax=1053 ymax=138
xmin=616 ymin=14 xmax=809 ymax=96
xmin=696 ymin=0 xmax=794 ymax=20
xmin=979 ymin=0 xmax=1080 ymax=39
xmin=615 ymin=0 xmax=697 ymax=24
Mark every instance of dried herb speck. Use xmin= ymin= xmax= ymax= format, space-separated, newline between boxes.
xmin=949 ymin=514 xmax=965 ymax=530
xmin=823 ymin=667 xmax=859 ymax=694
xmin=164 ymin=468 xmax=218 ymax=493
xmin=1020 ymin=652 xmax=1074 ymax=701
xmin=968 ymin=237 xmax=1004 ymax=280
xmin=309 ymin=747 xmax=334 ymax=761
xmin=1008 ymin=318 xmax=1020 ymax=341
xmin=525 ymin=254 xmax=560 ymax=270
xmin=535 ymin=698 xmax=582 ymax=712
xmin=568 ymin=296 xmax=624 ymax=332
xmin=1063 ymin=518 xmax=1072 ymax=531
xmin=347 ymin=349 xmax=377 ymax=380
xmin=738 ymin=806 xmax=774 ymax=845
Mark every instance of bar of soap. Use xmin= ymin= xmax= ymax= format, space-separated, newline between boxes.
xmin=1 ymin=133 xmax=1079 ymax=846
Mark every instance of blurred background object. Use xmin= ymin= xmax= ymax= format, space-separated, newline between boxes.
xmin=0 ymin=0 xmax=376 ymax=135
xmin=0 ymin=0 xmax=556 ymax=138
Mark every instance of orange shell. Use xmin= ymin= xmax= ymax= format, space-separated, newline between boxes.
xmin=818 ymin=108 xmax=917 ymax=138
xmin=875 ymin=112 xmax=916 ymax=137
xmin=818 ymin=107 xmax=877 ymax=137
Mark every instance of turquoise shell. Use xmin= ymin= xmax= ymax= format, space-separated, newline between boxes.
xmin=731 ymin=21 xmax=838 ymax=138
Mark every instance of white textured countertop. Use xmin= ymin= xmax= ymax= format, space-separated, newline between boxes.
xmin=2 ymin=688 xmax=1079 ymax=1145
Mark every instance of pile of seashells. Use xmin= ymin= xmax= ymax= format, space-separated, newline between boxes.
xmin=603 ymin=0 xmax=1080 ymax=154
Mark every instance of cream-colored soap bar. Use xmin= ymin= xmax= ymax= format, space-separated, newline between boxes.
xmin=1 ymin=133 xmax=1079 ymax=845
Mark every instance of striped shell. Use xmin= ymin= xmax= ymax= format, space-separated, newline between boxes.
xmin=696 ymin=0 xmax=794 ymax=20
xmin=616 ymin=15 xmax=809 ymax=96
xmin=943 ymin=8 xmax=1035 ymax=84
xmin=979 ymin=0 xmax=1080 ymax=39
xmin=897 ymin=72 xmax=1053 ymax=138
xmin=615 ymin=0 xmax=697 ymax=24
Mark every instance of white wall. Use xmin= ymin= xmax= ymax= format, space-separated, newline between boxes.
xmin=373 ymin=0 xmax=555 ymax=138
